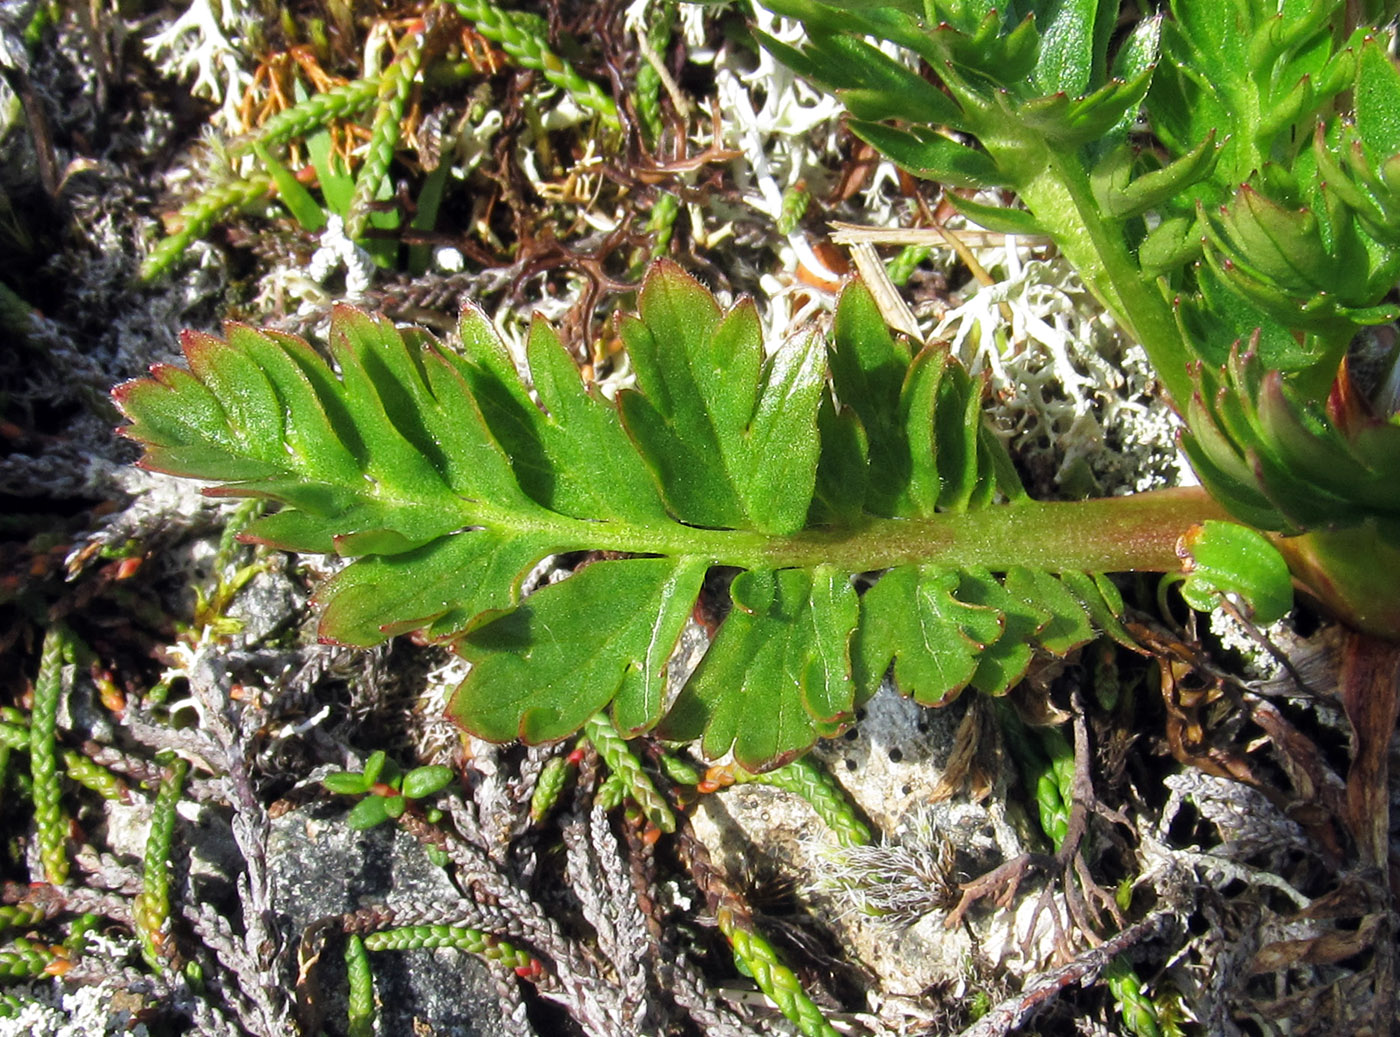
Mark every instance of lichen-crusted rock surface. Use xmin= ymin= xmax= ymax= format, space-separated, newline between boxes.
xmin=268 ymin=803 xmax=507 ymax=1036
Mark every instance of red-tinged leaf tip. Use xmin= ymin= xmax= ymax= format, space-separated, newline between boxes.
xmin=329 ymin=302 xmax=389 ymax=340
xmin=179 ymin=326 xmax=221 ymax=350
xmin=1327 ymin=360 xmax=1363 ymax=430
xmin=180 ymin=328 xmax=231 ymax=374
xmin=642 ymin=256 xmax=718 ymax=305
xmin=1175 ymin=523 xmax=1205 ymax=565
xmin=109 ymin=377 xmax=144 ymax=413
xmin=141 ymin=363 xmax=189 ymax=391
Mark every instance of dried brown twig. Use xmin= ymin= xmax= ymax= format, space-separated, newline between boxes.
xmin=955 ymin=911 xmax=1176 ymax=1037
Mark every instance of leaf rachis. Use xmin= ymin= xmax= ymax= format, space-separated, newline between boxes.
xmin=115 ymin=260 xmax=1239 ymax=770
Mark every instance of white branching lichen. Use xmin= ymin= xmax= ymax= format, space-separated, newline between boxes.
xmin=142 ymin=0 xmax=257 ymax=129
xmin=932 ymin=249 xmax=1186 ymax=495
xmin=307 ymin=214 xmax=377 ymax=301
xmin=0 ymin=975 xmax=151 ymax=1037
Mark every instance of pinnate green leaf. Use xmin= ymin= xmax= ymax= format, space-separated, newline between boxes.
xmin=115 ymin=264 xmax=1142 ymax=771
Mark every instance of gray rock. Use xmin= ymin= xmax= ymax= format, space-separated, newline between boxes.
xmin=689 ymin=686 xmax=1061 ymax=1032
xmin=269 ymin=803 xmax=507 ymax=1037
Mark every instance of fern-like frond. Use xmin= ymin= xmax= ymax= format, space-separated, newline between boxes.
xmin=115 ymin=261 xmax=1229 ymax=770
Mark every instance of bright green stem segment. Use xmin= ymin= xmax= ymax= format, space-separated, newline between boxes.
xmin=31 ymin=626 xmax=69 ymax=886
xmin=1015 ymin=153 xmax=1195 ymax=410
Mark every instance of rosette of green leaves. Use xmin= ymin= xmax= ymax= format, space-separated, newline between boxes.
xmin=1156 ymin=6 xmax=1400 ymax=379
xmin=1184 ymin=339 xmax=1400 ymax=636
xmin=324 ymin=750 xmax=455 ymax=829
xmin=1164 ymin=12 xmax=1400 ymax=635
xmin=111 ymin=261 xmax=1204 ymax=771
xmin=757 ymin=0 xmax=1400 ymax=636
xmin=758 ymin=0 xmax=1400 ymax=390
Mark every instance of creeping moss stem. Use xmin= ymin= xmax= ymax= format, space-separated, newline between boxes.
xmin=346 ymin=934 xmax=374 ymax=1037
xmin=232 ymin=76 xmax=381 ymax=156
xmin=345 ymin=27 xmax=425 ymax=240
xmin=0 ymin=937 xmax=56 ymax=979
xmin=887 ymin=245 xmax=931 ymax=286
xmin=726 ymin=758 xmax=872 ymax=847
xmin=447 ymin=1 xmax=619 ymax=129
xmin=363 ymin=924 xmax=535 ymax=971
xmin=679 ymin=820 xmax=840 ymax=1037
xmin=724 ymin=924 xmax=841 ymax=1037
xmin=0 ymin=722 xmax=27 ymax=750
xmin=659 ymin=752 xmax=702 ymax=786
xmin=529 ymin=752 xmax=572 ymax=822
xmin=30 ymin=627 xmax=69 ymax=886
xmin=65 ymin=913 xmax=99 ymax=954
xmin=595 ymin=770 xmax=628 ymax=811
xmin=1104 ymin=956 xmax=1163 ymax=1037
xmin=778 ymin=185 xmax=811 ymax=236
xmin=135 ymin=757 xmax=188 ymax=972
xmin=140 ymin=174 xmax=274 ymax=281
xmin=61 ymin=750 xmax=129 ymax=802
xmin=583 ymin=712 xmax=674 ymax=833
xmin=634 ymin=3 xmax=673 ymax=146
xmin=0 ymin=904 xmax=46 ymax=931
xmin=649 ymin=191 xmax=679 ymax=258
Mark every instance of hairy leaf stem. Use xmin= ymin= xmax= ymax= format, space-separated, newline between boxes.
xmin=471 ymin=486 xmax=1229 ymax=575
xmin=763 ymin=486 xmax=1231 ymax=573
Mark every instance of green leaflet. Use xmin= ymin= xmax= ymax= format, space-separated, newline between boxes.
xmin=1178 ymin=520 xmax=1293 ymax=625
xmin=449 ymin=309 xmax=670 ymax=524
xmin=618 ymin=264 xmax=825 ymax=534
xmin=313 ymin=532 xmax=549 ymax=647
xmin=454 ymin=558 xmax=707 ymax=742
xmin=659 ymin=566 xmax=859 ymax=770
xmin=115 ymin=262 xmax=1150 ymax=770
xmin=1090 ymin=133 xmax=1221 ymax=221
xmin=1357 ymin=38 xmax=1400 ymax=164
xmin=1031 ymin=0 xmax=1113 ymax=98
xmin=853 ymin=566 xmax=1004 ymax=706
